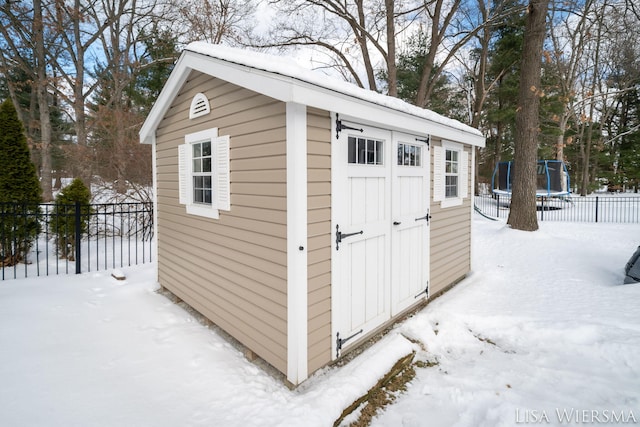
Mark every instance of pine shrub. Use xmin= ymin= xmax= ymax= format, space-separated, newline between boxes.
xmin=0 ymin=99 xmax=43 ymax=266
xmin=50 ymin=178 xmax=92 ymax=260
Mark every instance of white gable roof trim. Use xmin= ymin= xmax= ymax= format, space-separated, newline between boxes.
xmin=140 ymin=42 xmax=485 ymax=147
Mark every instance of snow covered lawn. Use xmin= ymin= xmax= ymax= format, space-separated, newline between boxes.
xmin=1 ymin=218 xmax=639 ymax=426
xmin=374 ymin=220 xmax=640 ymax=426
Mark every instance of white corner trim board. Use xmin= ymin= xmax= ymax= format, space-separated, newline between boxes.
xmin=286 ymin=102 xmax=308 ymax=385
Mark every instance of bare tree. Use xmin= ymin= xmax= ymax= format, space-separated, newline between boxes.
xmin=264 ymin=0 xmax=517 ymax=112
xmin=88 ymin=0 xmax=148 ymax=192
xmin=45 ymin=0 xmax=117 ymax=184
xmin=569 ymin=0 xmax=628 ymax=195
xmin=170 ymin=0 xmax=257 ymax=45
xmin=455 ymin=0 xmax=520 ymax=128
xmin=548 ymin=0 xmax=597 ymax=163
xmin=507 ymin=0 xmax=549 ymax=231
xmin=260 ymin=0 xmax=394 ymax=90
xmin=414 ymin=0 xmax=464 ymax=106
xmin=454 ymin=0 xmax=515 ymax=192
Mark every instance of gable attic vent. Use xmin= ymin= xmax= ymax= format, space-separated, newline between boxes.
xmin=189 ymin=93 xmax=211 ymax=119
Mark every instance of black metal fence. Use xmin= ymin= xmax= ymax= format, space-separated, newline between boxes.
xmin=1 ymin=202 xmax=153 ymax=281
xmin=475 ymin=194 xmax=640 ymax=223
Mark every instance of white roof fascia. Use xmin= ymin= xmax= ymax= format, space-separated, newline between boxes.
xmin=140 ymin=49 xmax=486 ymax=148
xmin=140 ymin=51 xmax=297 ymax=145
xmin=139 ymin=53 xmax=191 ymax=144
xmin=286 ymin=83 xmax=485 ymax=146
xmin=193 ymin=53 xmax=485 ymax=147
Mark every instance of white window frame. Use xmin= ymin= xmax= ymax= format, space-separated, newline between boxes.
xmin=178 ymin=127 xmax=230 ymax=219
xmin=433 ymin=141 xmax=468 ymax=208
xmin=397 ymin=142 xmax=422 ymax=167
xmin=445 ymin=147 xmax=459 ymax=199
xmin=348 ymin=135 xmax=384 ymax=165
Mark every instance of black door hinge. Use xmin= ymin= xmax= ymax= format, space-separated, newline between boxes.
xmin=414 ymin=282 xmax=429 ymax=299
xmin=336 ymin=224 xmax=363 ymax=250
xmin=336 ymin=329 xmax=364 ymax=358
xmin=335 ymin=113 xmax=363 ymax=139
xmin=415 ymin=210 xmax=432 ymax=224
xmin=415 ymin=136 xmax=430 ymax=149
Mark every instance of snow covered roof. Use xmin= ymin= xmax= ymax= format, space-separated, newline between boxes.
xmin=140 ymin=42 xmax=485 ymax=146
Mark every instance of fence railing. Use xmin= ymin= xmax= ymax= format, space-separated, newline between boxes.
xmin=474 ymin=194 xmax=640 ymax=223
xmin=1 ymin=202 xmax=153 ymax=281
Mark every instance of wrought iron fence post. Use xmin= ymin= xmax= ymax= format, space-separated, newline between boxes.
xmin=75 ymin=202 xmax=82 ymax=274
xmin=595 ymin=196 xmax=599 ymax=223
xmin=496 ymin=194 xmax=500 ymax=218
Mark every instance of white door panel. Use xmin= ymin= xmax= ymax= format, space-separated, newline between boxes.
xmin=334 ymin=124 xmax=391 ymax=353
xmin=391 ymin=132 xmax=430 ymax=315
xmin=332 ymin=119 xmax=429 ymax=357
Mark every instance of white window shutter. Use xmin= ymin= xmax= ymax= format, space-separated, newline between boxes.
xmin=178 ymin=144 xmax=189 ymax=205
xmin=460 ymin=150 xmax=469 ymax=198
xmin=433 ymin=145 xmax=445 ymax=202
xmin=215 ymin=135 xmax=231 ymax=211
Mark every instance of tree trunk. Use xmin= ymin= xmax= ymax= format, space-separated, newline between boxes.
xmin=72 ymin=0 xmax=92 ymax=187
xmin=507 ymin=0 xmax=549 ymax=231
xmin=354 ymin=0 xmax=377 ymax=91
xmin=385 ymin=0 xmax=397 ymax=97
xmin=33 ymin=0 xmax=53 ymax=201
xmin=580 ymin=126 xmax=593 ymax=195
xmin=414 ymin=0 xmax=444 ymax=107
xmin=471 ymin=0 xmax=490 ymax=129
xmin=556 ymin=113 xmax=568 ymax=160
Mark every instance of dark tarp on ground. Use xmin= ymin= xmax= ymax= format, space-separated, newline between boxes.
xmin=624 ymin=246 xmax=640 ymax=284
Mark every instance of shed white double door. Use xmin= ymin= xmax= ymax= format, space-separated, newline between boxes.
xmin=333 ymin=122 xmax=430 ymax=355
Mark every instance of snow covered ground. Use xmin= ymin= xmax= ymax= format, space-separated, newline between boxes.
xmin=1 ymin=217 xmax=639 ymax=426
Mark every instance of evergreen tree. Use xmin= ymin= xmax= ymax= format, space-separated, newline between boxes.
xmin=481 ymin=0 xmax=565 ymax=185
xmin=129 ymin=25 xmax=178 ymax=115
xmin=484 ymin=1 xmax=525 ymax=175
xmin=390 ymin=30 xmax=467 ymax=122
xmin=0 ymin=98 xmax=42 ymax=265
xmin=600 ymin=44 xmax=640 ymax=192
xmin=0 ymin=99 xmax=42 ymax=203
xmin=49 ymin=177 xmax=92 ymax=260
xmin=0 ymin=72 xmax=8 ymax=101
xmin=537 ymin=58 xmax=566 ymax=160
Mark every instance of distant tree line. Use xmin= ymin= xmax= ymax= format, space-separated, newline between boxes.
xmin=1 ymin=0 xmax=639 ymax=208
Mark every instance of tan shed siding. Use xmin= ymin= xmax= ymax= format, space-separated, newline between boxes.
xmin=155 ymin=70 xmax=289 ymax=373
xmin=306 ymin=108 xmax=333 ymax=374
xmin=430 ymin=140 xmax=472 ymax=295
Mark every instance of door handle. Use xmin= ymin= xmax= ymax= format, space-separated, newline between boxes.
xmin=393 ymin=221 xmax=401 ymax=225
xmin=335 ymin=225 xmax=363 ymax=250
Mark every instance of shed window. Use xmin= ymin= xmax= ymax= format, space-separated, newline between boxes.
xmin=433 ymin=141 xmax=468 ymax=207
xmin=397 ymin=143 xmax=422 ymax=167
xmin=178 ymin=128 xmax=230 ymax=219
xmin=445 ymin=149 xmax=459 ymax=198
xmin=192 ymin=141 xmax=212 ymax=204
xmin=348 ymin=136 xmax=383 ymax=165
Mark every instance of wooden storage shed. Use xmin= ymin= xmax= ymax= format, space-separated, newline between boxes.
xmin=140 ymin=42 xmax=485 ymax=386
